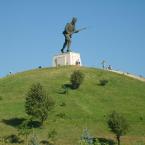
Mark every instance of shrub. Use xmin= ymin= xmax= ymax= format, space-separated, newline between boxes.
xmin=70 ymin=70 xmax=85 ymax=89
xmin=25 ymin=83 xmax=55 ymax=125
xmin=107 ymin=111 xmax=128 ymax=145
xmin=99 ymin=79 xmax=108 ymax=86
xmin=5 ymin=134 xmax=21 ymax=143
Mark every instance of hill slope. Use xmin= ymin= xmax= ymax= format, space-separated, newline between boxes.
xmin=0 ymin=66 xmax=145 ymax=145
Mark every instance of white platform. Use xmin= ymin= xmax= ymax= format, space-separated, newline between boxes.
xmin=52 ymin=52 xmax=82 ymax=67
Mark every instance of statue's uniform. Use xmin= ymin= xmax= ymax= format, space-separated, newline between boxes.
xmin=61 ymin=22 xmax=76 ymax=52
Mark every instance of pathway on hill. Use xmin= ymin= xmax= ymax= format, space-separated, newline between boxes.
xmin=107 ymin=69 xmax=145 ymax=82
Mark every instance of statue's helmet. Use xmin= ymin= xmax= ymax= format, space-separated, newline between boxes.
xmin=72 ymin=17 xmax=77 ymax=24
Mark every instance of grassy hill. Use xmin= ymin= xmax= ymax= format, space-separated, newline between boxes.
xmin=0 ymin=66 xmax=145 ymax=145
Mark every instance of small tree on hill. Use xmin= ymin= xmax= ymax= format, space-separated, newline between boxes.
xmin=70 ymin=70 xmax=84 ymax=89
xmin=25 ymin=83 xmax=55 ymax=125
xmin=107 ymin=111 xmax=128 ymax=145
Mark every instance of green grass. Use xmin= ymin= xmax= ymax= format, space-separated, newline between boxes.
xmin=0 ymin=66 xmax=145 ymax=145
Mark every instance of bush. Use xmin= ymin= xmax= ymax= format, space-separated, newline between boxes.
xmin=25 ymin=83 xmax=55 ymax=125
xmin=99 ymin=79 xmax=108 ymax=86
xmin=107 ymin=111 xmax=128 ymax=145
xmin=4 ymin=134 xmax=21 ymax=143
xmin=70 ymin=70 xmax=85 ymax=89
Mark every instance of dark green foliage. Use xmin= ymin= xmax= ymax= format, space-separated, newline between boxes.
xmin=107 ymin=111 xmax=128 ymax=145
xmin=139 ymin=116 xmax=143 ymax=121
xmin=70 ymin=70 xmax=85 ymax=89
xmin=56 ymin=112 xmax=66 ymax=118
xmin=2 ymin=117 xmax=25 ymax=128
xmin=60 ymin=102 xmax=66 ymax=107
xmin=40 ymin=140 xmax=50 ymax=145
xmin=62 ymin=84 xmax=69 ymax=95
xmin=99 ymin=79 xmax=108 ymax=86
xmin=97 ymin=138 xmax=115 ymax=145
xmin=18 ymin=119 xmax=31 ymax=134
xmin=4 ymin=134 xmax=22 ymax=143
xmin=18 ymin=119 xmax=31 ymax=145
xmin=25 ymin=83 xmax=55 ymax=125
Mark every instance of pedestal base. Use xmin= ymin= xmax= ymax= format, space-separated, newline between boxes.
xmin=52 ymin=52 xmax=82 ymax=67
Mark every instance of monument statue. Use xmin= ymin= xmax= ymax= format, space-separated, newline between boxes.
xmin=61 ymin=17 xmax=86 ymax=53
xmin=53 ymin=17 xmax=84 ymax=67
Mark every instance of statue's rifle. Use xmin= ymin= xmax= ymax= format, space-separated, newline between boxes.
xmin=74 ymin=27 xmax=87 ymax=33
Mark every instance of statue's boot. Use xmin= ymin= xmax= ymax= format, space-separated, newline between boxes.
xmin=67 ymin=49 xmax=71 ymax=52
xmin=61 ymin=49 xmax=64 ymax=53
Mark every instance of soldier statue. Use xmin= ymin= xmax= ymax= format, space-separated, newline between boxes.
xmin=61 ymin=17 xmax=86 ymax=53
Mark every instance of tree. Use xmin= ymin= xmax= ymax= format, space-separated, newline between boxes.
xmin=70 ymin=70 xmax=85 ymax=89
xmin=25 ymin=83 xmax=55 ymax=125
xmin=107 ymin=111 xmax=128 ymax=145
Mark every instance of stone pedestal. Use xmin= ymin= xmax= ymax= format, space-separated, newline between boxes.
xmin=52 ymin=52 xmax=82 ymax=67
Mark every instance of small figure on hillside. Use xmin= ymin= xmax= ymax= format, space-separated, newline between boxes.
xmin=76 ymin=59 xmax=80 ymax=66
xmin=61 ymin=17 xmax=86 ymax=53
xmin=108 ymin=65 xmax=112 ymax=70
xmin=9 ymin=71 xmax=12 ymax=75
xmin=101 ymin=60 xmax=106 ymax=69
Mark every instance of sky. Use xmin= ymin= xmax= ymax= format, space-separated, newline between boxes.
xmin=0 ymin=0 xmax=145 ymax=77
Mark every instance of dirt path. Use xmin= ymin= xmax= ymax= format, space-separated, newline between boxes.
xmin=107 ymin=69 xmax=145 ymax=82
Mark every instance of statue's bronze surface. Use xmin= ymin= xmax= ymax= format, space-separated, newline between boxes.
xmin=61 ymin=17 xmax=86 ymax=53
